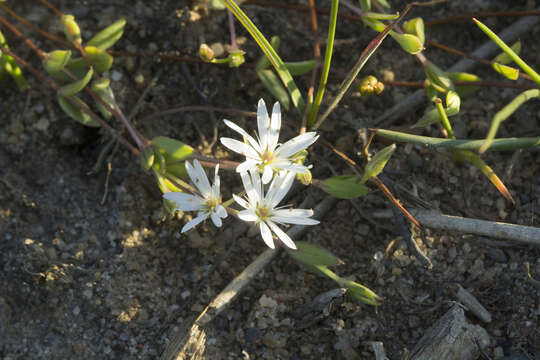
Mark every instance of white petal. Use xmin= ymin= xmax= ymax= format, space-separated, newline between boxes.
xmin=271 ymin=215 xmax=319 ymax=225
xmin=192 ymin=159 xmax=212 ymax=196
xmin=220 ymin=137 xmax=260 ymax=159
xmin=212 ymin=166 xmax=221 ymax=200
xmin=236 ymin=159 xmax=260 ymax=174
xmin=262 ymin=165 xmax=273 ymax=184
xmin=210 ymin=211 xmax=222 ymax=227
xmin=181 ymin=213 xmax=207 ymax=233
xmin=237 ymin=209 xmax=258 ymax=222
xmin=163 ymin=193 xmax=203 ymax=211
xmin=216 ymin=204 xmax=228 ymax=218
xmin=233 ymin=194 xmax=250 ymax=209
xmin=267 ymin=171 xmax=295 ymax=208
xmin=250 ymin=169 xmax=263 ymax=199
xmin=273 ymin=161 xmax=310 ymax=174
xmin=223 ymin=119 xmax=262 ymax=154
xmin=267 ymin=102 xmax=281 ymax=152
xmin=240 ymin=171 xmax=258 ymax=205
xmin=273 ymin=208 xmax=314 ymax=217
xmin=257 ymin=99 xmax=270 ymax=151
xmin=267 ymin=220 xmax=296 ymax=249
xmin=275 ymin=132 xmax=319 ymax=158
xmin=259 ymin=221 xmax=275 ymax=249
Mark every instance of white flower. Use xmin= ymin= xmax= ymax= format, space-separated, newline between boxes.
xmin=163 ymin=159 xmax=227 ymax=233
xmin=220 ymin=99 xmax=319 ymax=184
xmin=233 ymin=170 xmax=319 ymax=249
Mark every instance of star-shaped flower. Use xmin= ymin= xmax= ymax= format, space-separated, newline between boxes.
xmin=163 ymin=160 xmax=227 ymax=232
xmin=220 ymin=99 xmax=319 ymax=184
xmin=233 ymin=169 xmax=319 ymax=249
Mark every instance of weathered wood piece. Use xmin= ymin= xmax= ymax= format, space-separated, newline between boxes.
xmin=410 ymin=305 xmax=490 ymax=360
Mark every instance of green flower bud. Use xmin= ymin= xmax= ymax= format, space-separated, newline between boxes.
xmin=359 ymin=75 xmax=384 ymax=96
xmin=199 ymin=43 xmax=215 ymax=62
xmin=297 ymin=170 xmax=312 ymax=186
xmin=228 ymin=49 xmax=245 ymax=68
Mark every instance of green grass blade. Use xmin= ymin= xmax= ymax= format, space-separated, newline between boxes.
xmin=307 ymin=0 xmax=339 ymax=127
xmin=473 ymin=18 xmax=540 ymax=88
xmin=221 ymin=0 xmax=304 ymax=113
xmin=480 ymin=89 xmax=540 ymax=153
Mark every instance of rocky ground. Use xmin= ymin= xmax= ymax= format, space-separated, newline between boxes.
xmin=1 ymin=0 xmax=539 ymax=359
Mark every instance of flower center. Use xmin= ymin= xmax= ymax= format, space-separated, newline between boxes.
xmin=261 ymin=151 xmax=274 ymax=165
xmin=203 ymin=196 xmax=218 ymax=212
xmin=255 ymin=204 xmax=271 ymax=221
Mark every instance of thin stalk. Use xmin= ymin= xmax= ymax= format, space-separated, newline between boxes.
xmin=434 ymin=98 xmax=455 ymax=139
xmin=227 ymin=10 xmax=238 ymax=49
xmin=373 ymin=128 xmax=540 ymax=151
xmin=307 ymin=0 xmax=339 ymax=127
xmin=310 ymin=5 xmax=411 ymax=130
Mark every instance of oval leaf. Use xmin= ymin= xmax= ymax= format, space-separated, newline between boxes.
xmin=43 ymin=50 xmax=72 ymax=74
xmin=492 ymin=62 xmax=519 ymax=80
xmin=58 ymin=95 xmax=100 ymax=127
xmin=448 ymin=71 xmax=481 ymax=97
xmin=322 ymin=175 xmax=369 ymax=199
xmin=61 ymin=15 xmax=82 ymax=45
xmin=403 ymin=17 xmax=425 ymax=45
xmin=362 ymin=144 xmax=396 ymax=182
xmin=59 ymin=67 xmax=93 ymax=96
xmin=285 ymin=60 xmax=317 ymax=76
xmin=390 ymin=32 xmax=423 ymax=55
xmin=87 ymin=18 xmax=126 ymax=50
xmin=152 ymin=136 xmax=194 ymax=162
xmin=288 ymin=241 xmax=343 ymax=267
xmin=85 ymin=46 xmax=113 ymax=73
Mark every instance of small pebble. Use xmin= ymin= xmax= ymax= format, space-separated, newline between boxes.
xmin=111 ymin=70 xmax=123 ymax=81
xmin=73 ymin=306 xmax=81 ymax=316
xmin=35 ymin=118 xmax=50 ymax=131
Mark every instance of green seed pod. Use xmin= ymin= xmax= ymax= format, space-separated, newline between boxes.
xmin=199 ymin=43 xmax=215 ymax=62
xmin=228 ymin=49 xmax=245 ymax=68
xmin=359 ymin=75 xmax=384 ymax=96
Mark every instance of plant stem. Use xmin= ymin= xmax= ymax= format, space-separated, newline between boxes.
xmin=227 ymin=9 xmax=238 ymax=49
xmin=307 ymin=0 xmax=339 ymax=127
xmin=434 ymin=98 xmax=455 ymax=139
xmin=373 ymin=128 xmax=540 ymax=151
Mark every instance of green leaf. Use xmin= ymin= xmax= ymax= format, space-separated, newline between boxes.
xmin=402 ymin=17 xmax=425 ymax=45
xmin=61 ymin=15 xmax=82 ymax=45
xmin=257 ymin=69 xmax=291 ymax=110
xmin=362 ymin=17 xmax=386 ymax=32
xmin=446 ymin=90 xmax=460 ymax=114
xmin=285 ymin=60 xmax=317 ymax=76
xmin=48 ymin=57 xmax=88 ymax=82
xmin=362 ymin=12 xmax=399 ymax=20
xmin=424 ymin=61 xmax=453 ymax=92
xmin=85 ymin=46 xmax=113 ymax=73
xmin=342 ymin=279 xmax=382 ymax=305
xmin=448 ymin=71 xmax=481 ymax=97
xmin=321 ymin=175 xmax=369 ymax=199
xmin=91 ymin=80 xmax=115 ymax=119
xmin=412 ymin=104 xmax=459 ymax=128
xmin=359 ymin=0 xmax=371 ymax=11
xmin=480 ymin=89 xmax=540 ymax=153
xmin=59 ymin=67 xmax=93 ymax=96
xmin=87 ymin=18 xmax=126 ymax=50
xmin=43 ymin=50 xmax=72 ymax=74
xmin=361 ymin=144 xmax=396 ymax=182
xmin=287 ymin=241 xmax=343 ymax=267
xmin=58 ymin=95 xmax=100 ymax=127
xmin=493 ymin=41 xmax=521 ymax=65
xmin=374 ymin=0 xmax=391 ymax=8
xmin=152 ymin=136 xmax=194 ymax=163
xmin=492 ymin=62 xmax=519 ymax=80
xmin=390 ymin=31 xmax=423 ymax=55
xmin=3 ymin=54 xmax=26 ymax=90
